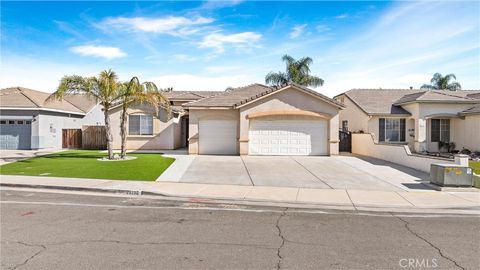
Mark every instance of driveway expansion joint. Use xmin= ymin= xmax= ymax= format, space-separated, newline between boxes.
xmin=392 ymin=214 xmax=466 ymax=270
xmin=289 ymin=156 xmax=333 ymax=189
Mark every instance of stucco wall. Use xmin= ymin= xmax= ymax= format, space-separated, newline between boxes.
xmin=336 ymin=94 xmax=369 ymax=133
xmin=188 ymin=109 xmax=240 ymax=154
xmin=451 ymin=115 xmax=480 ymax=151
xmin=239 ymin=87 xmax=341 ymax=155
xmin=1 ymin=105 xmax=104 ymax=149
xmin=109 ymin=104 xmax=179 ymax=150
xmin=352 ymin=133 xmax=454 ymax=172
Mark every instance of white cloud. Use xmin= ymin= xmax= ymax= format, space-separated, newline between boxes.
xmin=199 ymin=31 xmax=262 ymax=53
xmin=172 ymin=54 xmax=198 ymax=62
xmin=316 ymin=24 xmax=330 ymax=33
xmin=289 ymin=24 xmax=307 ymax=39
xmin=200 ymin=0 xmax=244 ymax=10
xmin=101 ymin=16 xmax=214 ymax=36
xmin=335 ymin=13 xmax=349 ymax=19
xmin=70 ymin=45 xmax=126 ymax=59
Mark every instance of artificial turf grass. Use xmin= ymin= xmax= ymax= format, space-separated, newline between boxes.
xmin=470 ymin=161 xmax=480 ymax=175
xmin=0 ymin=150 xmax=175 ymax=181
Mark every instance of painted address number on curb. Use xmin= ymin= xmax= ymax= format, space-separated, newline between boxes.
xmin=125 ymin=190 xmax=142 ymax=196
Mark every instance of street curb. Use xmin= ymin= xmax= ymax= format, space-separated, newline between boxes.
xmin=2 ymin=183 xmax=480 ymax=215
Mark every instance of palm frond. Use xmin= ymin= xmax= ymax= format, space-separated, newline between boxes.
xmin=265 ymin=71 xmax=288 ymax=86
xmin=446 ymin=82 xmax=461 ymax=91
xmin=420 ymin=84 xmax=437 ymax=90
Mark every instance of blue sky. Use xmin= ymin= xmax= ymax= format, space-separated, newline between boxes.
xmin=1 ymin=1 xmax=479 ymax=97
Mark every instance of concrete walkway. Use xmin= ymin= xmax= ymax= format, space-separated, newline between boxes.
xmin=1 ymin=175 xmax=479 ymax=214
xmin=0 ymin=148 xmax=62 ymax=165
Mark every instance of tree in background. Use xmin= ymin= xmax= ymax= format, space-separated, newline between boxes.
xmin=421 ymin=73 xmax=461 ymax=90
xmin=265 ymin=54 xmax=324 ymax=88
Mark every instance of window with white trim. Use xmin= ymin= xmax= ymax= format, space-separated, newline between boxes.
xmin=431 ymin=119 xmax=450 ymax=142
xmin=379 ymin=118 xmax=406 ymax=142
xmin=128 ymin=115 xmax=153 ymax=135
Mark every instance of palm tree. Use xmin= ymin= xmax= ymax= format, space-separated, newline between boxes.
xmin=265 ymin=54 xmax=324 ymax=88
xmin=53 ymin=70 xmax=123 ymax=159
xmin=421 ymin=73 xmax=461 ymax=91
xmin=118 ymin=78 xmax=170 ymax=158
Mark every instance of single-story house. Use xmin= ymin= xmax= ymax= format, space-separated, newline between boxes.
xmin=108 ymin=90 xmax=221 ymax=150
xmin=334 ymin=89 xmax=480 ymax=153
xmin=0 ymin=87 xmax=104 ymax=150
xmin=184 ymin=83 xmax=344 ymax=155
xmin=109 ymin=83 xmax=344 ymax=156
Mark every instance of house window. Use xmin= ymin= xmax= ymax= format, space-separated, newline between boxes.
xmin=129 ymin=115 xmax=153 ymax=135
xmin=431 ymin=119 xmax=450 ymax=142
xmin=342 ymin=120 xmax=348 ymax=132
xmin=379 ymin=118 xmax=406 ymax=142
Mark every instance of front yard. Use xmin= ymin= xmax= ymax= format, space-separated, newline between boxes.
xmin=470 ymin=161 xmax=480 ymax=174
xmin=0 ymin=150 xmax=175 ymax=181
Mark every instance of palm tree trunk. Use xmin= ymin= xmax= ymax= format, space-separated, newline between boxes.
xmin=120 ymin=106 xmax=128 ymax=158
xmin=103 ymin=105 xmax=114 ymax=160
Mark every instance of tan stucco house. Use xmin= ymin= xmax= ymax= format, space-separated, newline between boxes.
xmin=110 ymin=83 xmax=344 ymax=156
xmin=334 ymin=89 xmax=480 ymax=153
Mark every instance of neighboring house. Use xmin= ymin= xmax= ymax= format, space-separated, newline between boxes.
xmin=108 ymin=91 xmax=221 ymax=150
xmin=334 ymin=89 xmax=480 ymax=153
xmin=0 ymin=87 xmax=104 ymax=150
xmin=184 ymin=83 xmax=344 ymax=156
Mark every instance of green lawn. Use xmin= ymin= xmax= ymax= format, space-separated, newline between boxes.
xmin=470 ymin=161 xmax=480 ymax=175
xmin=0 ymin=150 xmax=175 ymax=181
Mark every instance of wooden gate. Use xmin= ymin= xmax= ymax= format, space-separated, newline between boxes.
xmin=62 ymin=129 xmax=82 ymax=149
xmin=339 ymin=130 xmax=352 ymax=152
xmin=82 ymin=126 xmax=107 ymax=150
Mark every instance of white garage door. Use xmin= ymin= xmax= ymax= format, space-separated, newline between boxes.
xmin=199 ymin=120 xmax=237 ymax=155
xmin=249 ymin=120 xmax=328 ymax=156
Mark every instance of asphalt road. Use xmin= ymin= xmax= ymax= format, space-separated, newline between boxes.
xmin=1 ymin=189 xmax=479 ymax=270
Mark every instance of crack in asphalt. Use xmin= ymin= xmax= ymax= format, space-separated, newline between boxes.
xmin=8 ymin=241 xmax=46 ymax=270
xmin=393 ymin=215 xmax=465 ymax=270
xmin=275 ymin=208 xmax=287 ymax=270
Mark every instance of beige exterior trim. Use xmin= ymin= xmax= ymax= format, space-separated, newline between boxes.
xmin=246 ymin=110 xmax=332 ymax=120
xmin=185 ymin=106 xmax=232 ymax=110
xmin=236 ymin=85 xmax=343 ymax=109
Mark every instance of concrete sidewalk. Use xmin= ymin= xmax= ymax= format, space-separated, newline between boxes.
xmin=1 ymin=175 xmax=479 ymax=214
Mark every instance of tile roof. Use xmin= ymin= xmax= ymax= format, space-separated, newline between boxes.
xmin=394 ymin=90 xmax=478 ymax=104
xmin=0 ymin=87 xmax=98 ymax=114
xmin=340 ymin=89 xmax=480 ymax=116
xmin=164 ymin=91 xmax=221 ymax=100
xmin=341 ymin=89 xmax=419 ymax=115
xmin=183 ymin=83 xmax=344 ymax=108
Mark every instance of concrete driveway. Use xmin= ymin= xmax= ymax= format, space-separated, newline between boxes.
xmin=162 ymin=154 xmax=430 ymax=192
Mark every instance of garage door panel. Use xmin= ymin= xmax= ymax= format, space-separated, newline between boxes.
xmin=249 ymin=120 xmax=327 ymax=156
xmin=0 ymin=121 xmax=32 ymax=150
xmin=199 ymin=120 xmax=237 ymax=155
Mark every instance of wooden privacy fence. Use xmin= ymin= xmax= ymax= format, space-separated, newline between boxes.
xmin=62 ymin=129 xmax=82 ymax=149
xmin=82 ymin=125 xmax=107 ymax=150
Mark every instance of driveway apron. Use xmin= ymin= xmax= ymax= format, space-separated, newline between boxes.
xmin=180 ymin=156 xmax=252 ymax=186
xmin=241 ymin=156 xmax=331 ymax=188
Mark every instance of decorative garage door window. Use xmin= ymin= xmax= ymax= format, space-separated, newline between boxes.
xmin=128 ymin=115 xmax=153 ymax=135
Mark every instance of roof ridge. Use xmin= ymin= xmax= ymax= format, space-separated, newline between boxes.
xmin=430 ymin=90 xmax=475 ymax=100
xmin=18 ymin=87 xmax=43 ymax=108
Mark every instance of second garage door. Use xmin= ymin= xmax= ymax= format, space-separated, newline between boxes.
xmin=199 ymin=120 xmax=237 ymax=155
xmin=249 ymin=120 xmax=328 ymax=155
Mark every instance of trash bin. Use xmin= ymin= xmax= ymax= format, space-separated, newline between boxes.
xmin=430 ymin=164 xmax=473 ymax=187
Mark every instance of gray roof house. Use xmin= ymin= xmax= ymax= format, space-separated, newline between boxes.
xmin=334 ymin=89 xmax=480 ymax=152
xmin=107 ymin=83 xmax=344 ymax=156
xmin=0 ymin=87 xmax=104 ymax=150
